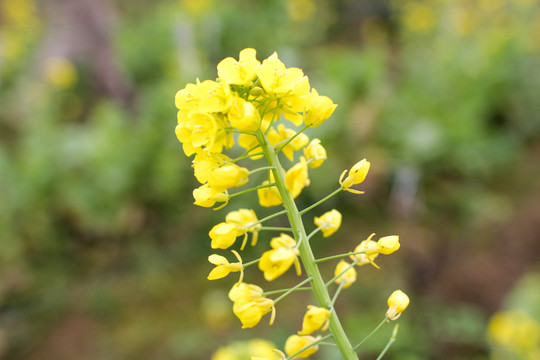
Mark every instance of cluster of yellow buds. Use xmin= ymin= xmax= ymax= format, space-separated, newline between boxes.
xmin=174 ymin=48 xmax=410 ymax=359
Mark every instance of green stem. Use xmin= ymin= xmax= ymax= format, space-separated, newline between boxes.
xmin=286 ymin=334 xmax=333 ymax=360
xmin=228 ymin=182 xmax=276 ymax=198
xmin=299 ymin=186 xmax=343 ymax=215
xmin=376 ymin=324 xmax=399 ymax=360
xmin=330 ymin=282 xmax=344 ymax=308
xmin=243 ymin=257 xmax=261 ymax=268
xmin=247 ymin=209 xmax=288 ymax=230
xmin=256 ymin=129 xmax=359 ymax=360
xmin=315 ymin=250 xmax=367 ymax=264
xmin=228 ymin=149 xmax=264 ymax=164
xmin=249 ymin=166 xmax=276 ymax=175
xmin=273 ymin=277 xmax=313 ymax=305
xmin=259 ymin=226 xmax=292 ymax=232
xmin=353 ymin=318 xmax=389 ymax=351
xmin=262 ymin=287 xmax=311 ymax=296
xmin=307 ymin=225 xmax=325 ymax=241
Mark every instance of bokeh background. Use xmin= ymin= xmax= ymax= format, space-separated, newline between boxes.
xmin=1 ymin=0 xmax=540 ymax=359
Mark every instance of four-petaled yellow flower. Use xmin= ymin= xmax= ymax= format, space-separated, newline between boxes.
xmin=268 ymin=124 xmax=309 ymax=161
xmin=313 ymin=209 xmax=342 ymax=237
xmin=229 ymin=282 xmax=276 ymax=329
xmin=298 ymin=305 xmax=331 ymax=335
xmin=284 ymin=335 xmax=320 ymax=359
xmin=209 ymin=222 xmax=239 ymax=249
xmin=334 ymin=260 xmax=357 ymax=289
xmin=303 ymin=139 xmax=327 ymax=168
xmin=285 ymin=157 xmax=310 ymax=198
xmin=259 ymin=234 xmax=301 ymax=281
xmin=208 ymin=163 xmax=250 ymax=192
xmin=226 ymin=208 xmax=262 ymax=249
xmin=303 ymin=89 xmax=338 ymax=128
xmin=377 ymin=235 xmax=400 ymax=255
xmin=339 ymin=159 xmax=371 ymax=194
xmin=217 ymin=48 xmax=261 ymax=86
xmin=386 ymin=290 xmax=410 ymax=320
xmin=193 ymin=184 xmax=228 ymax=208
xmin=208 ymin=250 xmax=244 ymax=283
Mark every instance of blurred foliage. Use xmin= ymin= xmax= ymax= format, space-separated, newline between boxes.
xmin=0 ymin=0 xmax=540 ymax=359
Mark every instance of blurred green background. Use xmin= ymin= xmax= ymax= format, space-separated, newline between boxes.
xmin=1 ymin=0 xmax=540 ymax=359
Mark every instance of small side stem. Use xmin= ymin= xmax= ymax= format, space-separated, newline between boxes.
xmin=273 ymin=277 xmax=313 ymax=304
xmin=229 ymin=182 xmax=276 ymax=199
xmin=353 ymin=318 xmax=389 ymax=351
xmin=376 ymin=324 xmax=399 ymax=360
xmin=299 ymin=186 xmax=343 ymax=215
xmin=315 ymin=250 xmax=367 ymax=264
xmin=286 ymin=334 xmax=333 ymax=360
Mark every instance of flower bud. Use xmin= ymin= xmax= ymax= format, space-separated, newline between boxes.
xmin=340 ymin=159 xmax=371 ymax=191
xmin=193 ymin=184 xmax=228 ymax=208
xmin=378 ymin=235 xmax=400 ymax=255
xmin=334 ymin=260 xmax=357 ymax=289
xmin=313 ymin=209 xmax=342 ymax=237
xmin=298 ymin=305 xmax=331 ymax=335
xmin=209 ymin=222 xmax=239 ymax=249
xmin=284 ymin=335 xmax=319 ymax=359
xmin=386 ymin=290 xmax=410 ymax=320
xmin=303 ymin=139 xmax=327 ymax=168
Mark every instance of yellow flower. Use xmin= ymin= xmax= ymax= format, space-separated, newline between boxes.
xmin=233 ymin=298 xmax=275 ymax=329
xmin=303 ymin=89 xmax=338 ymax=128
xmin=192 ymin=152 xmax=229 ymax=184
xmin=488 ymin=310 xmax=540 ymax=355
xmin=175 ymin=111 xmax=229 ymax=156
xmin=285 ymin=157 xmax=309 ymax=198
xmin=377 ymin=235 xmax=400 ymax=255
xmin=386 ymin=290 xmax=410 ymax=320
xmin=339 ymin=159 xmax=371 ymax=194
xmin=212 ymin=339 xmax=281 ymax=360
xmin=238 ymin=133 xmax=263 ymax=159
xmin=258 ymin=173 xmax=283 ymax=207
xmin=229 ymin=283 xmax=275 ymax=329
xmin=284 ymin=335 xmax=320 ymax=359
xmin=208 ymin=164 xmax=250 ymax=192
xmin=270 ymin=233 xmax=296 ymax=248
xmin=334 ymin=260 xmax=357 ymax=289
xmin=313 ymin=209 xmax=342 ymax=237
xmin=256 ymin=52 xmax=310 ymax=97
xmin=226 ymin=209 xmax=261 ymax=249
xmin=209 ymin=222 xmax=239 ymax=249
xmin=259 ymin=247 xmax=301 ymax=281
xmin=208 ymin=250 xmax=243 ymax=282
xmin=298 ymin=305 xmax=331 ymax=335
xmin=217 ymin=48 xmax=261 ymax=86
xmin=175 ymin=79 xmax=231 ymax=114
xmin=228 ymin=96 xmax=261 ymax=132
xmin=350 ymin=233 xmax=381 ymax=269
xmin=259 ymin=233 xmax=301 ymax=281
xmin=228 ymin=282 xmax=264 ymax=302
xmin=303 ymin=139 xmax=327 ymax=168
xmin=268 ymin=124 xmax=309 ymax=161
xmin=193 ymin=184 xmax=229 ymax=208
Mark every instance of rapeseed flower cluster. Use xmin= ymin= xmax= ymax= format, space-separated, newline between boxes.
xmin=174 ymin=48 xmax=409 ymax=359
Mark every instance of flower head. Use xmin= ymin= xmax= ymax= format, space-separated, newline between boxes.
xmin=284 ymin=335 xmax=320 ymax=359
xmin=286 ymin=157 xmax=309 ymax=198
xmin=208 ymin=163 xmax=250 ymax=192
xmin=298 ymin=305 xmax=331 ymax=335
xmin=303 ymin=139 xmax=327 ymax=168
xmin=226 ymin=209 xmax=261 ymax=249
xmin=339 ymin=159 xmax=371 ymax=194
xmin=386 ymin=290 xmax=410 ymax=320
xmin=377 ymin=235 xmax=400 ymax=255
xmin=350 ymin=233 xmax=381 ymax=268
xmin=208 ymin=250 xmax=243 ymax=283
xmin=303 ymin=89 xmax=338 ymax=128
xmin=193 ymin=184 xmax=228 ymax=208
xmin=217 ymin=48 xmax=261 ymax=86
xmin=209 ymin=222 xmax=239 ymax=249
xmin=229 ymin=282 xmax=275 ymax=329
xmin=259 ymin=234 xmax=301 ymax=281
xmin=334 ymin=260 xmax=357 ymax=289
xmin=313 ymin=209 xmax=342 ymax=237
